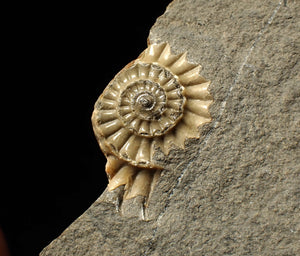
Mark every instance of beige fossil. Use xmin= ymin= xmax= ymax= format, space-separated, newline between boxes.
xmin=92 ymin=42 xmax=212 ymax=202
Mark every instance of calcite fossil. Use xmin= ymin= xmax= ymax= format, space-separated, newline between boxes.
xmin=92 ymin=42 xmax=212 ymax=203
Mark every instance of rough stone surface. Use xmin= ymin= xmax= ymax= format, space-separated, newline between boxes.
xmin=41 ymin=0 xmax=300 ymax=255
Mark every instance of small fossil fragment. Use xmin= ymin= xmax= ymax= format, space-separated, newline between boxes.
xmin=92 ymin=42 xmax=212 ymax=204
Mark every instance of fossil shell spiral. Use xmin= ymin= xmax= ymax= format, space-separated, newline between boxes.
xmin=92 ymin=42 xmax=213 ymax=202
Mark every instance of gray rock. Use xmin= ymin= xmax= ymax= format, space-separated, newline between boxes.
xmin=41 ymin=0 xmax=300 ymax=255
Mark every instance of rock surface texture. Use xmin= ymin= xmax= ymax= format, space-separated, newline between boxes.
xmin=41 ymin=0 xmax=300 ymax=255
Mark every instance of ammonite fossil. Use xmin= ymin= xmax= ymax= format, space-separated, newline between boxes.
xmin=92 ymin=42 xmax=212 ymax=202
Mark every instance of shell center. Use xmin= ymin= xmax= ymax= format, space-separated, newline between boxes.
xmin=116 ymin=63 xmax=186 ymax=137
xmin=136 ymin=92 xmax=155 ymax=110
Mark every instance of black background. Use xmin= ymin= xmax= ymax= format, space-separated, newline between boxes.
xmin=1 ymin=1 xmax=170 ymax=255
